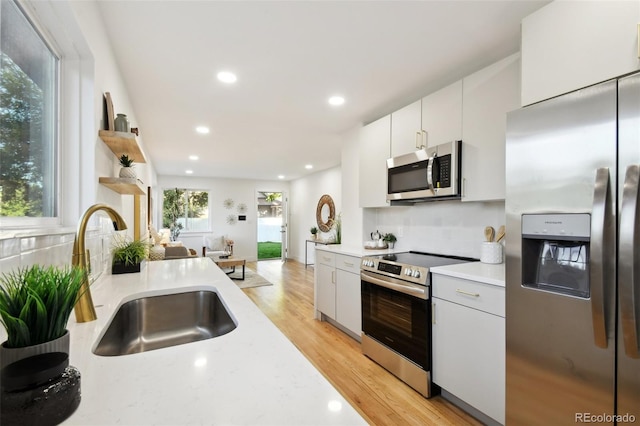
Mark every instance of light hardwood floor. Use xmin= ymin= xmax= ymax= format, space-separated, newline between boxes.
xmin=243 ymin=259 xmax=482 ymax=426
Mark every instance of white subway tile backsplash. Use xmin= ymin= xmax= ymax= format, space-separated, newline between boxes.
xmin=367 ymin=200 xmax=505 ymax=259
xmin=0 ymin=226 xmax=113 ymax=277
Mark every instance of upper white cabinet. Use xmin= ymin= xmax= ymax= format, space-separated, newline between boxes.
xmin=390 ymin=100 xmax=423 ymax=157
xmin=462 ymin=53 xmax=520 ymax=202
xmin=521 ymin=0 xmax=640 ymax=106
xmin=359 ymin=115 xmax=391 ymax=208
xmin=421 ymin=80 xmax=463 ymax=148
xmin=390 ymin=81 xmax=463 ymax=158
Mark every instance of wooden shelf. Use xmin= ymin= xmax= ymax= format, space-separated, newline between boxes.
xmin=99 ymin=177 xmax=146 ymax=195
xmin=98 ymin=130 xmax=146 ymax=163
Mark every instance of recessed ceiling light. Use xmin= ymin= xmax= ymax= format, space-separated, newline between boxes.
xmin=185 ymin=170 xmax=193 ymax=174
xmin=217 ymin=71 xmax=237 ymax=84
xmin=189 ymin=155 xmax=199 ymax=161
xmin=328 ymin=95 xmax=345 ymax=106
xmin=305 ymin=164 xmax=313 ymax=169
xmin=278 ymin=175 xmax=285 ymax=180
xmin=195 ymin=126 xmax=210 ymax=134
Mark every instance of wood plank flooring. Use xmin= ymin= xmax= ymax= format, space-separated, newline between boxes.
xmin=242 ymin=259 xmax=482 ymax=426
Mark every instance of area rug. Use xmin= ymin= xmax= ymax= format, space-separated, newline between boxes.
xmin=230 ymin=268 xmax=274 ymax=289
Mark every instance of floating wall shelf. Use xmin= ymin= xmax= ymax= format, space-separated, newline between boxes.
xmin=98 ymin=130 xmax=146 ymax=163
xmin=98 ymin=177 xmax=146 ymax=195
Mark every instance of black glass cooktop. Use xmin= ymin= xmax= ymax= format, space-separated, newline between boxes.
xmin=371 ymin=251 xmax=476 ymax=269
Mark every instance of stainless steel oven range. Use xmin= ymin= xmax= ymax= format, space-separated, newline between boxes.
xmin=360 ymin=251 xmax=472 ymax=397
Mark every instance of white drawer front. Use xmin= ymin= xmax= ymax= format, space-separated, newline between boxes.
xmin=335 ymin=254 xmax=360 ymax=274
xmin=432 ymin=274 xmax=505 ymax=317
xmin=316 ymin=250 xmax=335 ymax=267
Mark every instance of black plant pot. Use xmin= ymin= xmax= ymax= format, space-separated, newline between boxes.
xmin=1 ymin=332 xmax=81 ymax=425
xmin=112 ymin=260 xmax=144 ymax=275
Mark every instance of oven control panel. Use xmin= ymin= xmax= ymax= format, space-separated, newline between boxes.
xmin=361 ymin=257 xmax=428 ymax=285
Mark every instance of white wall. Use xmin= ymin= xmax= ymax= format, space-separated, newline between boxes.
xmin=289 ymin=166 xmax=342 ymax=263
xmin=339 ymin=126 xmax=364 ymax=248
xmin=68 ymin=1 xmax=158 ymax=237
xmin=156 ymin=175 xmax=289 ymax=261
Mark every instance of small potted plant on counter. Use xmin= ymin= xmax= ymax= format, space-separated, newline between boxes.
xmin=383 ymin=233 xmax=397 ymax=249
xmin=0 ymin=265 xmax=84 ymax=424
xmin=310 ymin=226 xmax=318 ymax=240
xmin=111 ymin=235 xmax=149 ymax=274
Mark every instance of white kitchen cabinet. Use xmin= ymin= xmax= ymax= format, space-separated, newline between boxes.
xmin=335 ymin=254 xmax=362 ymax=337
xmin=315 ymin=251 xmax=336 ymax=320
xmin=461 ymin=53 xmax=520 ymax=202
xmin=359 ymin=115 xmax=391 ymax=208
xmin=421 ymin=80 xmax=463 ymax=148
xmin=314 ymin=250 xmax=361 ymax=339
xmin=390 ymin=81 xmax=463 ymax=158
xmin=521 ymin=0 xmax=640 ymax=106
xmin=432 ymin=274 xmax=505 ymax=424
xmin=390 ymin=99 xmax=423 ymax=157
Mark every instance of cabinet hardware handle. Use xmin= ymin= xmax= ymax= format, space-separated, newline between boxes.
xmin=422 ymin=130 xmax=427 ymax=149
xmin=331 ymin=271 xmax=335 ymax=284
xmin=415 ymin=131 xmax=421 ymax=149
xmin=432 ymin=302 xmax=436 ymax=324
xmin=343 ymin=262 xmax=354 ymax=267
xmin=455 ymin=288 xmax=480 ymax=297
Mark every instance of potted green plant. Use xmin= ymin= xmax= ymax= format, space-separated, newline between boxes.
xmin=329 ymin=213 xmax=342 ymax=244
xmin=118 ymin=154 xmax=136 ymax=178
xmin=0 ymin=265 xmax=84 ymax=422
xmin=383 ymin=232 xmax=397 ymax=248
xmin=310 ymin=226 xmax=318 ymax=240
xmin=112 ymin=235 xmax=149 ymax=274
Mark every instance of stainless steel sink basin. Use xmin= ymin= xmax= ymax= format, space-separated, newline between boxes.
xmin=93 ymin=289 xmax=237 ymax=356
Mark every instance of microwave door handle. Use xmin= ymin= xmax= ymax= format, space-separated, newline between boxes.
xmin=591 ymin=167 xmax=613 ymax=349
xmin=620 ymin=164 xmax=640 ymax=358
xmin=426 ymin=155 xmax=436 ymax=194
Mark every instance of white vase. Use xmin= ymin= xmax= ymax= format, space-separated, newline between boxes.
xmin=119 ymin=167 xmax=136 ymax=178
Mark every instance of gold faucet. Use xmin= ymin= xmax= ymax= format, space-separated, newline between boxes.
xmin=72 ymin=203 xmax=127 ymax=323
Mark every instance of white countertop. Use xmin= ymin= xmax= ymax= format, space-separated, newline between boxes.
xmin=47 ymin=258 xmax=366 ymax=425
xmin=430 ymin=261 xmax=505 ymax=287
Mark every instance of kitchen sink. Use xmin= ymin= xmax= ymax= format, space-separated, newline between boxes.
xmin=93 ymin=289 xmax=237 ymax=356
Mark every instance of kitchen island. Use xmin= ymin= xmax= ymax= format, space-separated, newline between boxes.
xmin=28 ymin=258 xmax=366 ymax=425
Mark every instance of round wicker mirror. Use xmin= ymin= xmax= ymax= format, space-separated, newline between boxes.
xmin=316 ymin=194 xmax=335 ymax=233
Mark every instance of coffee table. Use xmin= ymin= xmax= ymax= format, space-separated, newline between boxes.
xmin=214 ymin=256 xmax=246 ymax=280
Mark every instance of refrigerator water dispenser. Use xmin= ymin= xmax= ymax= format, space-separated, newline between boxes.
xmin=521 ymin=213 xmax=590 ymax=298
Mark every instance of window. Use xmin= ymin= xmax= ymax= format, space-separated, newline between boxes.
xmin=0 ymin=0 xmax=59 ymax=220
xmin=162 ymin=188 xmax=209 ymax=240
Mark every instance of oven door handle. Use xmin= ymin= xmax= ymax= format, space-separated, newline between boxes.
xmin=361 ymin=271 xmax=428 ymax=300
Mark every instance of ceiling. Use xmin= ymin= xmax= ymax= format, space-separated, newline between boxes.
xmin=98 ymin=1 xmax=548 ymax=182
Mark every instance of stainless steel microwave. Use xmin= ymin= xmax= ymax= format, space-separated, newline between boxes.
xmin=386 ymin=140 xmax=461 ymax=204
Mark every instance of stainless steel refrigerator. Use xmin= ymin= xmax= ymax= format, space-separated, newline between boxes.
xmin=505 ymin=72 xmax=640 ymax=425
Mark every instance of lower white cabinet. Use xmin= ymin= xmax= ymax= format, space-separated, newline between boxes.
xmin=432 ymin=274 xmax=505 ymax=424
xmin=316 ymin=251 xmax=336 ymax=319
xmin=336 ymin=268 xmax=361 ymax=336
xmin=315 ymin=250 xmax=361 ymax=338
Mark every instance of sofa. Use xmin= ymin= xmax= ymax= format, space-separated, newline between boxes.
xmin=164 ymin=246 xmax=198 ymax=260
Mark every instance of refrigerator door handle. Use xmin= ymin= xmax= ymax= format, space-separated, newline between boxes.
xmin=620 ymin=164 xmax=640 ymax=359
xmin=591 ymin=167 xmax=613 ymax=349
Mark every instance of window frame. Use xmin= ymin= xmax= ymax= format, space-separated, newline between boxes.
xmin=161 ymin=188 xmax=211 ymax=234
xmin=0 ymin=0 xmax=62 ymax=230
